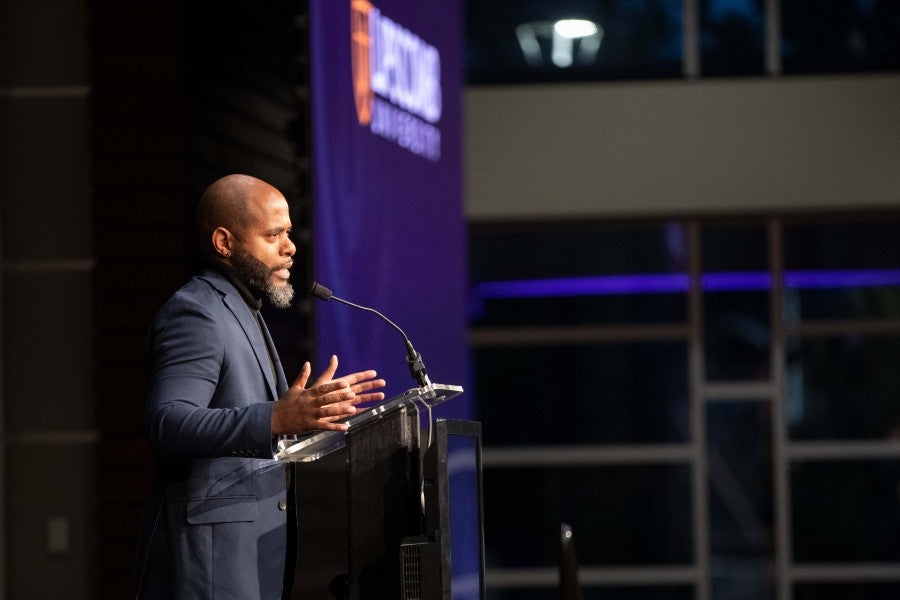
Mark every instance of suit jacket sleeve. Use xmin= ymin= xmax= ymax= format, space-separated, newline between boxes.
xmin=145 ymin=292 xmax=275 ymax=460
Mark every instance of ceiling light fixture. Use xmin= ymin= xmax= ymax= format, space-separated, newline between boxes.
xmin=554 ymin=19 xmax=599 ymax=40
xmin=516 ymin=19 xmax=603 ymax=69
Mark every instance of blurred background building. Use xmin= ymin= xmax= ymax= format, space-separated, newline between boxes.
xmin=2 ymin=0 xmax=900 ymax=598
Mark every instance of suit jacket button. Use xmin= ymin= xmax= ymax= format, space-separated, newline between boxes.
xmin=277 ymin=499 xmax=287 ymax=511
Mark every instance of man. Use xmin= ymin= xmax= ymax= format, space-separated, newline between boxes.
xmin=133 ymin=174 xmax=386 ymax=599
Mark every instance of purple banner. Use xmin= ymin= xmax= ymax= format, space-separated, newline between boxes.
xmin=310 ymin=0 xmax=469 ymax=418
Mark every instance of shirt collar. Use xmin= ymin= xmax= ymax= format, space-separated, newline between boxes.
xmin=210 ymin=261 xmax=263 ymax=312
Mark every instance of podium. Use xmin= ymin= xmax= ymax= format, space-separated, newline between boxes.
xmin=277 ymin=384 xmax=480 ymax=599
xmin=276 ymin=384 xmax=463 ymax=463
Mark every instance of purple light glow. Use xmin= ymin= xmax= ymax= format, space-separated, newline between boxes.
xmin=472 ymin=274 xmax=690 ymax=299
xmin=784 ymin=270 xmax=900 ymax=289
xmin=472 ymin=270 xmax=900 ymax=301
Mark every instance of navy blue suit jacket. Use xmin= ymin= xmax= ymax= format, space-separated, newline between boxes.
xmin=133 ymin=269 xmax=292 ymax=599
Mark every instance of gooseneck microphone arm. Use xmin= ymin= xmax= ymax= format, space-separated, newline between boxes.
xmin=310 ymin=282 xmax=432 ymax=389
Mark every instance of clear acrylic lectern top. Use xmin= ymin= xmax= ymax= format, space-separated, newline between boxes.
xmin=275 ymin=383 xmax=463 ymax=463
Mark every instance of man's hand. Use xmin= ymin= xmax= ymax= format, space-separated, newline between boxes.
xmin=271 ymin=355 xmax=386 ymax=435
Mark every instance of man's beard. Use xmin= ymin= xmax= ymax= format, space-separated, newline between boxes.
xmin=231 ymin=245 xmax=294 ymax=309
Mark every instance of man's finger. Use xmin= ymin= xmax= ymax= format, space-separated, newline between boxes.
xmin=290 ymin=361 xmax=311 ymax=390
xmin=316 ymin=421 xmax=350 ymax=432
xmin=350 ymin=379 xmax=386 ymax=394
xmin=335 ymin=370 xmax=379 ymax=387
xmin=313 ymin=388 xmax=356 ymax=409
xmin=319 ymin=415 xmax=346 ymax=424
xmin=317 ymin=399 xmax=359 ymax=417
xmin=311 ymin=379 xmax=351 ymax=399
xmin=311 ymin=354 xmax=339 ymax=388
xmin=353 ymin=392 xmax=386 ymax=405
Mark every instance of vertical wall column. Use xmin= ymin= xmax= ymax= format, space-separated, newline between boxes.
xmin=0 ymin=0 xmax=96 ymax=598
xmin=89 ymin=1 xmax=190 ymax=595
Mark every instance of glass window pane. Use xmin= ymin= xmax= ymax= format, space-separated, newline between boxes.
xmin=484 ymin=465 xmax=693 ymax=568
xmin=471 ymin=223 xmax=688 ymax=281
xmin=702 ymin=224 xmax=770 ymax=380
xmin=787 ymin=336 xmax=900 ymax=440
xmin=785 ymin=219 xmax=900 ymax=271
xmin=582 ymin=588 xmax=694 ymax=600
xmin=704 ymin=291 xmax=771 ymax=380
xmin=488 ymin=588 xmax=694 ymax=600
xmin=791 ymin=460 xmax=900 ymax=562
xmin=475 ymin=342 xmax=689 ymax=445
xmin=708 ymin=401 xmax=773 ymax=556
xmin=795 ymin=583 xmax=900 ymax=600
xmin=708 ymin=401 xmax=775 ymax=600
xmin=783 ymin=218 xmax=900 ymax=321
xmin=470 ymin=222 xmax=689 ymax=326
xmin=701 ymin=0 xmax=766 ymax=76
xmin=703 ymin=224 xmax=768 ymax=272
xmin=466 ymin=0 xmax=683 ymax=84
xmin=784 ymin=286 xmax=900 ymax=322
xmin=472 ymin=294 xmax=688 ymax=327
xmin=782 ymin=0 xmax=900 ymax=74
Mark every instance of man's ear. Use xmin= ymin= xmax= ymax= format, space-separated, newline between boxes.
xmin=212 ymin=227 xmax=234 ymax=258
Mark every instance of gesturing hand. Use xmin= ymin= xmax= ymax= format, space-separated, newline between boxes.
xmin=271 ymin=355 xmax=386 ymax=435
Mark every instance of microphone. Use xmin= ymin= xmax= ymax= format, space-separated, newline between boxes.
xmin=310 ymin=282 xmax=432 ymax=389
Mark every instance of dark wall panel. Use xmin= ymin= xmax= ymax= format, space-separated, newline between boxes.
xmin=90 ymin=1 xmax=311 ymax=595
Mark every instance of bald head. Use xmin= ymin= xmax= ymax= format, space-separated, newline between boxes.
xmin=197 ymin=174 xmax=281 ymax=261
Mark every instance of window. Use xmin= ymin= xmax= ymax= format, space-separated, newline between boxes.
xmin=470 ymin=215 xmax=900 ymax=597
xmin=466 ymin=1 xmax=900 ymax=83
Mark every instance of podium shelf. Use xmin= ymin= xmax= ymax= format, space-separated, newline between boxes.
xmin=275 ymin=383 xmax=463 ymax=463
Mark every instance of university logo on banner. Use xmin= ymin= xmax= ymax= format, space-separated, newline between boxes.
xmin=350 ymin=0 xmax=443 ymax=162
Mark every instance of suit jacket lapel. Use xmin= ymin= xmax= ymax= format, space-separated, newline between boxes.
xmin=256 ymin=312 xmax=289 ymax=395
xmin=223 ymin=292 xmax=281 ymax=402
xmin=202 ymin=270 xmax=282 ymax=402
